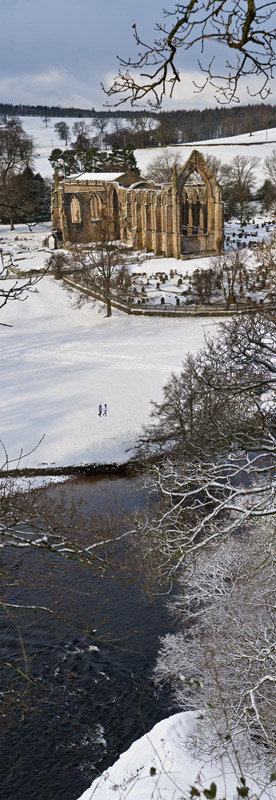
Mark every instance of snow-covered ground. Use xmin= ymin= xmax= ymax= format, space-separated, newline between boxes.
xmin=15 ymin=116 xmax=276 ymax=185
xmin=0 ymin=227 xmax=210 ymax=470
xmin=2 ymin=120 xmax=276 ymax=795
xmin=0 ymin=221 xmax=52 ymax=274
xmin=77 ymin=711 xmax=276 ymax=800
xmin=135 ymin=127 xmax=276 ymax=187
xmin=2 ymin=216 xmax=275 ymax=315
xmin=1 ymin=113 xmax=276 ymax=473
xmin=2 ymin=202 xmax=276 ymax=473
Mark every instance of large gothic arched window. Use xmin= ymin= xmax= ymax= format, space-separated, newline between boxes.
xmin=112 ymin=188 xmax=120 ymax=239
xmin=90 ymin=193 xmax=102 ymax=220
xmin=70 ymin=196 xmax=81 ymax=223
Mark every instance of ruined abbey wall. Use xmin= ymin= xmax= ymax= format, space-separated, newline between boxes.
xmin=51 ymin=150 xmax=224 ymax=258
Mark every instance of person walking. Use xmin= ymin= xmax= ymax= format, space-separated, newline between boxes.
xmin=103 ymin=404 xmax=108 ymax=416
xmin=98 ymin=404 xmax=102 ymax=417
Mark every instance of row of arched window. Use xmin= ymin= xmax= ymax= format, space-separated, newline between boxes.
xmin=69 ymin=185 xmax=208 ymax=237
xmin=70 ymin=194 xmax=102 ymax=223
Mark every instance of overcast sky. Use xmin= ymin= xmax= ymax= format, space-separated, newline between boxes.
xmin=0 ymin=0 xmax=275 ymax=111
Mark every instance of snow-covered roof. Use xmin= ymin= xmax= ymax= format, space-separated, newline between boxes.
xmin=64 ymin=172 xmax=124 ymax=183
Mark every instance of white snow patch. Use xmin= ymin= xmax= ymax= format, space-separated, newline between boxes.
xmin=76 ymin=711 xmax=276 ymax=800
xmin=0 ymin=266 xmax=210 ymax=469
xmin=0 ymin=475 xmax=69 ymax=494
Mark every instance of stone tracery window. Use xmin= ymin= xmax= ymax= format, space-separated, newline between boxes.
xmin=70 ymin=196 xmax=81 ymax=223
xmin=181 ymin=178 xmax=208 ymax=237
xmin=90 ymin=193 xmax=102 ymax=219
xmin=186 ymin=168 xmax=205 ymax=185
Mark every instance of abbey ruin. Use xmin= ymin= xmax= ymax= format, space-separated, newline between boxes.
xmin=51 ymin=150 xmax=224 ymax=258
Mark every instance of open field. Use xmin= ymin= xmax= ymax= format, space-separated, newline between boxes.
xmin=2 ymin=120 xmax=276 ymax=470
xmin=0 ymin=226 xmax=210 ymax=469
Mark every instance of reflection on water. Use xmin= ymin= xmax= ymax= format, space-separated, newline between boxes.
xmin=0 ymin=475 xmax=173 ymax=800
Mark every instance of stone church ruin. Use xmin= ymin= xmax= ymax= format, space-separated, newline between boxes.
xmin=51 ymin=150 xmax=224 ymax=258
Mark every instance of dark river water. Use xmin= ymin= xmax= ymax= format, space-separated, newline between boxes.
xmin=0 ymin=475 xmax=174 ymax=800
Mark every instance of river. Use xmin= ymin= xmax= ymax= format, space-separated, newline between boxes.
xmin=0 ymin=475 xmax=174 ymax=800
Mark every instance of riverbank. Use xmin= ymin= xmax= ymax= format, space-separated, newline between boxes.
xmin=77 ymin=710 xmax=276 ymax=800
xmin=0 ymin=473 xmax=173 ymax=800
xmin=79 ymin=711 xmax=276 ymax=800
xmin=0 ymin=458 xmax=140 ymax=479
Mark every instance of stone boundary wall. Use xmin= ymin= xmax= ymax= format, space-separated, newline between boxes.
xmin=62 ymin=276 xmax=276 ymax=318
xmin=8 ymin=267 xmax=276 ymax=317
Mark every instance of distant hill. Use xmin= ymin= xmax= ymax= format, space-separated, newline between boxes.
xmin=0 ymin=103 xmax=156 ymax=120
xmin=162 ymin=103 xmax=276 ymax=141
xmin=0 ymin=102 xmax=275 ymax=143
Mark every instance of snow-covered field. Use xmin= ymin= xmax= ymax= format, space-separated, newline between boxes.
xmin=2 ymin=117 xmax=276 ymax=470
xmin=0 ymin=225 xmax=210 ymax=470
xmin=16 ymin=115 xmax=276 ymax=185
xmin=135 ymin=127 xmax=276 ymax=187
xmin=77 ymin=711 xmax=276 ymax=800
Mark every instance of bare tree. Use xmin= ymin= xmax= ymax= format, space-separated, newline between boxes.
xmin=129 ymin=114 xmax=157 ymax=146
xmin=54 ymin=120 xmax=70 ymax=145
xmin=112 ymin=117 xmax=124 ymax=134
xmin=223 ymin=155 xmax=258 ymax=223
xmin=191 ymin=266 xmax=217 ymax=304
xmin=212 ymin=250 xmax=248 ymax=306
xmin=103 ymin=1 xmax=276 ymax=107
xmin=264 ymin=148 xmax=276 ymax=188
xmin=0 ymin=120 xmax=35 ymax=230
xmin=132 ymin=311 xmax=276 ymax=590
xmin=61 ymin=219 xmax=137 ymax=317
xmin=138 ymin=309 xmax=265 ymax=461
xmin=0 ymin=248 xmax=42 ymax=324
xmin=155 ymin=521 xmax=276 ymax=779
xmin=72 ymin=120 xmax=90 ymax=140
xmin=145 ymin=149 xmax=183 ymax=182
xmin=42 ymin=113 xmax=51 ymax=128
xmin=92 ymin=115 xmax=109 ymax=142
xmin=130 ymin=397 xmax=276 ymax=792
xmin=203 ymin=153 xmax=226 ymax=184
xmin=0 ymin=119 xmax=34 ymax=184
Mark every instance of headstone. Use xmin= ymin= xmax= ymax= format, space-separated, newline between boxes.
xmin=48 ymin=235 xmax=56 ymax=250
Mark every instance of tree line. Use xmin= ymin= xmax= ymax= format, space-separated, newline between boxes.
xmin=144 ymin=148 xmax=276 ymax=222
xmin=128 ymin=308 xmax=276 ymax=791
xmin=0 ymin=119 xmax=50 ymax=228
xmin=50 ymin=119 xmax=139 ymax=175
xmin=1 ymin=102 xmax=276 ymax=145
xmin=0 ymin=103 xmax=156 ymax=121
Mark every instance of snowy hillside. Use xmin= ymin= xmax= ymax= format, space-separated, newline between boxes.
xmin=135 ymin=127 xmax=276 ymax=186
xmin=17 ymin=116 xmax=276 ymax=184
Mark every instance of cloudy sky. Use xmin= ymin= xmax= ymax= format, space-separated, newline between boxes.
xmin=0 ymin=0 xmax=275 ymax=110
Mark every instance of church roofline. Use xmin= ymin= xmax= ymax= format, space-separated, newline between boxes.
xmin=63 ymin=172 xmax=125 ymax=183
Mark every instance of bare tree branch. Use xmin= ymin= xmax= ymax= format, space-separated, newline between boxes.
xmin=103 ymin=1 xmax=276 ymax=107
